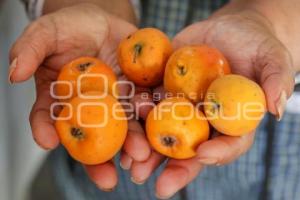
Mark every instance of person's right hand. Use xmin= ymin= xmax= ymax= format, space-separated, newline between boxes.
xmin=9 ymin=3 xmax=151 ymax=191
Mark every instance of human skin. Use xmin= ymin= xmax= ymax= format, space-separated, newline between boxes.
xmin=42 ymin=0 xmax=137 ymax=24
xmin=8 ymin=1 xmax=153 ymax=191
xmin=8 ymin=0 xmax=300 ymax=198
xmin=126 ymin=1 xmax=299 ymax=199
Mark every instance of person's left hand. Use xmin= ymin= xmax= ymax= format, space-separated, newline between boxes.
xmin=122 ymin=10 xmax=296 ymax=199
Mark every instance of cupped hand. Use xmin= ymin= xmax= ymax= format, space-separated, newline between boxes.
xmin=8 ymin=3 xmax=152 ymax=191
xmin=124 ymin=10 xmax=295 ymax=199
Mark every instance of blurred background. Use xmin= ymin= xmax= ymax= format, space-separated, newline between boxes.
xmin=0 ymin=0 xmax=47 ymax=200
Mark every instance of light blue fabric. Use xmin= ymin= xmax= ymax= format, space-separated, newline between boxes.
xmin=140 ymin=0 xmax=227 ymax=37
xmin=51 ymin=111 xmax=300 ymax=200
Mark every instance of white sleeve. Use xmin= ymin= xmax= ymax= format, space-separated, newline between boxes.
xmin=129 ymin=0 xmax=141 ymax=22
xmin=26 ymin=0 xmax=45 ymax=20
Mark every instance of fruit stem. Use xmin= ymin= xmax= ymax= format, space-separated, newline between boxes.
xmin=133 ymin=43 xmax=143 ymax=63
xmin=161 ymin=136 xmax=176 ymax=147
xmin=177 ymin=65 xmax=187 ymax=76
xmin=71 ymin=127 xmax=84 ymax=140
xmin=78 ymin=62 xmax=93 ymax=71
xmin=211 ymin=99 xmax=221 ymax=114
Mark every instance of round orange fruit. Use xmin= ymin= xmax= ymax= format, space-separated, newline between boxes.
xmin=204 ymin=74 xmax=266 ymax=136
xmin=118 ymin=28 xmax=172 ymax=87
xmin=164 ymin=45 xmax=231 ymax=103
xmin=55 ymin=57 xmax=118 ymax=102
xmin=146 ymin=97 xmax=209 ymax=159
xmin=55 ymin=92 xmax=128 ymax=165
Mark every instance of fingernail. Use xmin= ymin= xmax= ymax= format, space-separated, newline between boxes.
xmin=120 ymin=155 xmax=133 ymax=170
xmin=276 ymin=91 xmax=287 ymax=121
xmin=99 ymin=187 xmax=115 ymax=192
xmin=8 ymin=58 xmax=17 ymax=84
xmin=41 ymin=146 xmax=51 ymax=151
xmin=32 ymin=136 xmax=51 ymax=150
xmin=155 ymin=193 xmax=172 ymax=200
xmin=130 ymin=177 xmax=145 ymax=185
xmin=198 ymin=158 xmax=218 ymax=165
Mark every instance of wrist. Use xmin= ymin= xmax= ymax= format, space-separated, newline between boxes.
xmin=42 ymin=0 xmax=137 ymax=25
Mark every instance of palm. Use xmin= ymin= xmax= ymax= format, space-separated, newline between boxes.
xmin=183 ymin=18 xmax=264 ymax=78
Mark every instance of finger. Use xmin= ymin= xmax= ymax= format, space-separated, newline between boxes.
xmin=156 ymin=157 xmax=204 ymax=199
xmin=172 ymin=21 xmax=209 ymax=50
xmin=130 ymin=151 xmax=165 ymax=184
xmin=134 ymin=86 xmax=152 ymax=94
xmin=197 ymin=131 xmax=255 ymax=165
xmin=117 ymin=75 xmax=131 ymax=98
xmin=152 ymin=85 xmax=169 ymax=103
xmin=85 ymin=161 xmax=118 ymax=191
xmin=117 ymin=75 xmax=136 ymax=119
xmin=29 ymin=80 xmax=60 ymax=150
xmin=120 ymin=151 xmax=133 ymax=170
xmin=255 ymin=41 xmax=295 ymax=120
xmin=123 ymin=120 xmax=151 ymax=161
xmin=9 ymin=18 xmax=57 ymax=83
xmin=130 ymin=93 xmax=155 ymax=120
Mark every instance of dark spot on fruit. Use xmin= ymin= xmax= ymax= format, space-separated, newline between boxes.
xmin=177 ymin=65 xmax=187 ymax=76
xmin=133 ymin=43 xmax=143 ymax=63
xmin=71 ymin=127 xmax=84 ymax=140
xmin=161 ymin=136 xmax=176 ymax=147
xmin=210 ymin=99 xmax=221 ymax=114
xmin=78 ymin=62 xmax=93 ymax=71
xmin=127 ymin=35 xmax=132 ymax=39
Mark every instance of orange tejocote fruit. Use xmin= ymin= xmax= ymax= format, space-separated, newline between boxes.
xmin=164 ymin=45 xmax=231 ymax=103
xmin=204 ymin=74 xmax=266 ymax=136
xmin=118 ymin=28 xmax=173 ymax=87
xmin=55 ymin=92 xmax=128 ymax=165
xmin=55 ymin=57 xmax=118 ymax=102
xmin=146 ymin=97 xmax=209 ymax=159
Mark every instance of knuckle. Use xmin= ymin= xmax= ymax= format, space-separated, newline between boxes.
xmin=26 ymin=17 xmax=52 ymax=33
xmin=9 ymin=16 xmax=57 ymax=61
xmin=9 ymin=42 xmax=18 ymax=61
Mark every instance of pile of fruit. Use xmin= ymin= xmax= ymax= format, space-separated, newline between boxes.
xmin=54 ymin=28 xmax=266 ymax=164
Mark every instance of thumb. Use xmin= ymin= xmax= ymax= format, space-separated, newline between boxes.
xmin=255 ymin=39 xmax=295 ymax=120
xmin=9 ymin=18 xmax=57 ymax=83
xmin=172 ymin=21 xmax=209 ymax=50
